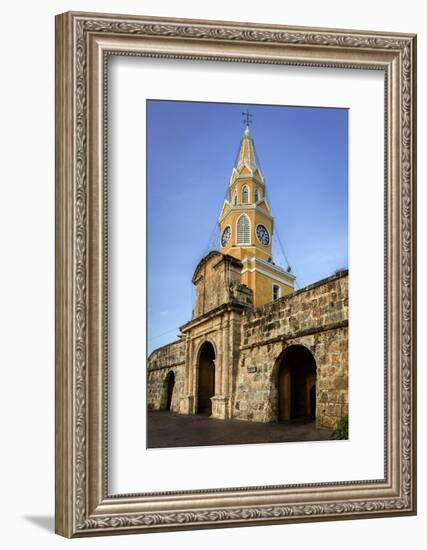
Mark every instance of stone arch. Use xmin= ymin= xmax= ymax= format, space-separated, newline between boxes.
xmin=272 ymin=344 xmax=317 ymax=422
xmin=160 ymin=369 xmax=176 ymax=410
xmin=165 ymin=370 xmax=175 ymax=411
xmin=196 ymin=340 xmax=216 ymax=416
xmin=195 ymin=337 xmax=218 ymax=365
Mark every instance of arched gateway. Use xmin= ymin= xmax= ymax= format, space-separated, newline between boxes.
xmin=165 ymin=371 xmax=175 ymax=411
xmin=277 ymin=345 xmax=317 ymax=422
xmin=197 ymin=342 xmax=216 ymax=415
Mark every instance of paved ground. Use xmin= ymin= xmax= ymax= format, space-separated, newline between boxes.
xmin=147 ymin=410 xmax=334 ymax=448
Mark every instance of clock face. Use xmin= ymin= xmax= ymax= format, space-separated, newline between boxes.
xmin=256 ymin=224 xmax=270 ymax=246
xmin=221 ymin=226 xmax=231 ymax=247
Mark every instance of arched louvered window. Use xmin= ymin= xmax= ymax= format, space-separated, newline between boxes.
xmin=241 ymin=185 xmax=249 ymax=204
xmin=254 ymin=188 xmax=259 ymax=202
xmin=236 ymin=214 xmax=251 ymax=245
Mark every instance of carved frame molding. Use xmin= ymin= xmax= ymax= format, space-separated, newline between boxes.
xmin=55 ymin=11 xmax=416 ymax=537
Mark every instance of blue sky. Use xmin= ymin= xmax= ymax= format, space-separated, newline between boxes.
xmin=147 ymin=100 xmax=348 ymax=354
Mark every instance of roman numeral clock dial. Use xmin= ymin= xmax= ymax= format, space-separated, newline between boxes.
xmin=221 ymin=226 xmax=231 ymax=247
xmin=256 ymin=224 xmax=270 ymax=245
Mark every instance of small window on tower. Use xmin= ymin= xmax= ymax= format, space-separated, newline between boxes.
xmin=254 ymin=188 xmax=259 ymax=202
xmin=242 ymin=185 xmax=249 ymax=204
xmin=233 ymin=192 xmax=237 ymax=205
xmin=272 ymin=284 xmax=281 ymax=301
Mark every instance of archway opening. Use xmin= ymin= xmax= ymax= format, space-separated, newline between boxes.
xmin=166 ymin=371 xmax=175 ymax=411
xmin=277 ymin=345 xmax=317 ymax=422
xmin=197 ymin=342 xmax=215 ymax=415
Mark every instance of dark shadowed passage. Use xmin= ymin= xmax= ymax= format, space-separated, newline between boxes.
xmin=197 ymin=341 xmax=215 ymax=415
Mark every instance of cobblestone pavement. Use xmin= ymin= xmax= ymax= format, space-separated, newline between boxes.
xmin=147 ymin=410 xmax=335 ymax=448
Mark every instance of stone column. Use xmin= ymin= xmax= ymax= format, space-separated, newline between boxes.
xmin=210 ymin=312 xmax=230 ymax=420
xmin=216 ymin=323 xmax=223 ymax=396
xmin=228 ymin=312 xmax=234 ymax=418
xmin=222 ymin=313 xmax=230 ymax=401
xmin=189 ymin=337 xmax=196 ymax=412
xmin=180 ymin=334 xmax=195 ymax=415
xmin=183 ymin=334 xmax=189 ymax=395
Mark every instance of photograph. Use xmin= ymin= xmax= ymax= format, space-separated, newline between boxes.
xmin=53 ymin=9 xmax=416 ymax=538
xmin=146 ymin=100 xmax=349 ymax=448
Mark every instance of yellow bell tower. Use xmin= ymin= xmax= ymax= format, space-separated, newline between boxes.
xmin=218 ymin=117 xmax=295 ymax=306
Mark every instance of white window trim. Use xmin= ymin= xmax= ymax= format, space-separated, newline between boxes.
xmin=241 ymin=184 xmax=250 ymax=204
xmin=236 ymin=213 xmax=251 ymax=245
xmin=272 ymin=283 xmax=281 ymax=300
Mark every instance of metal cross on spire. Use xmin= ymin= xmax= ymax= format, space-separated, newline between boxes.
xmin=242 ymin=110 xmax=253 ymax=127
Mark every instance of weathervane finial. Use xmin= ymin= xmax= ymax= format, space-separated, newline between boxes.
xmin=242 ymin=110 xmax=253 ymax=127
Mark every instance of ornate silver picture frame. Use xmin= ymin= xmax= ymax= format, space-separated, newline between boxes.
xmin=55 ymin=11 xmax=417 ymax=537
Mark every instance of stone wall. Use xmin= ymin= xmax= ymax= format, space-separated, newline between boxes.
xmin=192 ymin=251 xmax=252 ymax=319
xmin=147 ymin=339 xmax=186 ymax=412
xmin=233 ymin=271 xmax=348 ymax=429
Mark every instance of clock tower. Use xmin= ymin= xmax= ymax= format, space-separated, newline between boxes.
xmin=218 ymin=120 xmax=295 ymax=306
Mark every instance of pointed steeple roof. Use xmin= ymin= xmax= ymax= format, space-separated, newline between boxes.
xmin=231 ymin=125 xmax=264 ymax=183
xmin=236 ymin=126 xmax=257 ymax=168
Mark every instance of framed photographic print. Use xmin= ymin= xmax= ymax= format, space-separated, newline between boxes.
xmin=55 ymin=11 xmax=417 ymax=537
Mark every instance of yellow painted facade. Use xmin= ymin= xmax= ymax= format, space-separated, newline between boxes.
xmin=218 ymin=125 xmax=295 ymax=306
